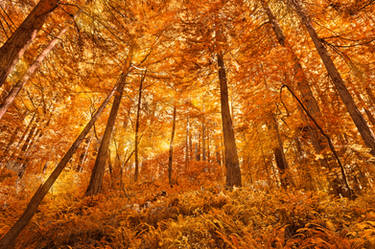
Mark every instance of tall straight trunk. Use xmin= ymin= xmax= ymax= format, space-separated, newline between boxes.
xmin=189 ymin=128 xmax=193 ymax=161
xmin=202 ymin=119 xmax=206 ymax=161
xmin=113 ymin=106 xmax=131 ymax=188
xmin=134 ymin=70 xmax=146 ymax=182
xmin=0 ymin=82 xmax=117 ymax=249
xmin=0 ymin=0 xmax=60 ymax=88
xmin=289 ymin=0 xmax=375 ymax=155
xmin=269 ymin=113 xmax=291 ymax=188
xmin=261 ymin=0 xmax=325 ymax=153
xmin=217 ymin=52 xmax=242 ymax=188
xmin=85 ymin=61 xmax=132 ymax=196
xmin=185 ymin=116 xmax=189 ymax=171
xmin=0 ymin=25 xmax=68 ymax=120
xmin=168 ymin=105 xmax=177 ymax=186
xmin=76 ymin=136 xmax=92 ymax=172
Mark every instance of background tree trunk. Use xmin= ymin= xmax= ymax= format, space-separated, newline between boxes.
xmin=168 ymin=105 xmax=177 ymax=186
xmin=134 ymin=70 xmax=147 ymax=182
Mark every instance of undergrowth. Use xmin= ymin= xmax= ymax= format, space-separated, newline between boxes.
xmin=1 ymin=180 xmax=375 ymax=248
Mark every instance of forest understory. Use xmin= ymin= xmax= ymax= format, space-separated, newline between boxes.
xmin=1 ymin=172 xmax=375 ymax=249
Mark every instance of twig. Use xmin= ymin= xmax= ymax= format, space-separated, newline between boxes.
xmin=280 ymin=84 xmax=354 ymax=198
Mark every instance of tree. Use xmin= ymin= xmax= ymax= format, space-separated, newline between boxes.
xmin=168 ymin=104 xmax=177 ymax=186
xmin=0 ymin=0 xmax=60 ymax=88
xmin=287 ymin=0 xmax=375 ymax=156
xmin=85 ymin=48 xmax=133 ymax=196
xmin=0 ymin=81 xmax=118 ymax=249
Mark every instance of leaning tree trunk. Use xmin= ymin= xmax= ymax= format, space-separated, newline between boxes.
xmin=134 ymin=70 xmax=147 ymax=182
xmin=288 ymin=0 xmax=375 ymax=155
xmin=0 ymin=25 xmax=68 ymax=120
xmin=168 ymin=105 xmax=177 ymax=186
xmin=0 ymin=82 xmax=118 ymax=249
xmin=85 ymin=52 xmax=133 ymax=196
xmin=0 ymin=0 xmax=60 ymax=88
xmin=261 ymin=0 xmax=327 ymax=154
xmin=217 ymin=52 xmax=242 ymax=188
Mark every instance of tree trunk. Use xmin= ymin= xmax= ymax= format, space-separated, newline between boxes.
xmin=0 ymin=0 xmax=60 ymax=88
xmin=261 ymin=0 xmax=326 ymax=153
xmin=289 ymin=0 xmax=375 ymax=155
xmin=168 ymin=105 xmax=177 ymax=186
xmin=76 ymin=137 xmax=92 ymax=172
xmin=0 ymin=82 xmax=118 ymax=249
xmin=217 ymin=52 xmax=242 ymax=188
xmin=269 ymin=113 xmax=292 ymax=189
xmin=134 ymin=70 xmax=146 ymax=182
xmin=0 ymin=25 xmax=68 ymax=120
xmin=85 ymin=68 xmax=131 ymax=196
xmin=185 ymin=116 xmax=190 ymax=171
xmin=202 ymin=119 xmax=206 ymax=161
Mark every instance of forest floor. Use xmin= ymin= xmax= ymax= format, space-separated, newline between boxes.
xmin=1 ymin=177 xmax=375 ymax=249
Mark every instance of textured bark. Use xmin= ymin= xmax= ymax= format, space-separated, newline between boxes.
xmin=261 ymin=0 xmax=325 ymax=153
xmin=289 ymin=0 xmax=375 ymax=155
xmin=0 ymin=0 xmax=60 ymax=88
xmin=217 ymin=52 xmax=242 ymax=188
xmin=0 ymin=82 xmax=117 ymax=249
xmin=0 ymin=25 xmax=68 ymax=120
xmin=168 ymin=105 xmax=177 ymax=186
xmin=134 ymin=70 xmax=146 ymax=182
xmin=85 ymin=71 xmax=129 ymax=196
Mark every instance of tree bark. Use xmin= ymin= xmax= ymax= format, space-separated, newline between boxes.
xmin=261 ymin=0 xmax=326 ymax=153
xmin=217 ymin=52 xmax=242 ymax=188
xmin=0 ymin=0 xmax=60 ymax=88
xmin=289 ymin=0 xmax=375 ymax=155
xmin=185 ymin=116 xmax=190 ymax=171
xmin=268 ymin=113 xmax=291 ymax=189
xmin=85 ymin=65 xmax=131 ymax=196
xmin=134 ymin=70 xmax=147 ymax=182
xmin=0 ymin=82 xmax=118 ymax=249
xmin=168 ymin=105 xmax=177 ymax=186
xmin=0 ymin=25 xmax=68 ymax=120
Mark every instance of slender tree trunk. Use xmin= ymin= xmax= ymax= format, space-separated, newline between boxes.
xmin=168 ymin=105 xmax=177 ymax=186
xmin=0 ymin=0 xmax=60 ymax=88
xmin=289 ymin=0 xmax=375 ymax=155
xmin=0 ymin=26 xmax=68 ymax=120
xmin=134 ymin=70 xmax=146 ymax=182
xmin=217 ymin=52 xmax=242 ymax=188
xmin=85 ymin=63 xmax=131 ymax=195
xmin=185 ymin=116 xmax=190 ymax=171
xmin=76 ymin=137 xmax=92 ymax=172
xmin=202 ymin=119 xmax=206 ymax=161
xmin=0 ymin=128 xmax=19 ymax=166
xmin=113 ymin=106 xmax=131 ymax=188
xmin=268 ymin=113 xmax=292 ymax=189
xmin=0 ymin=82 xmax=117 ymax=249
